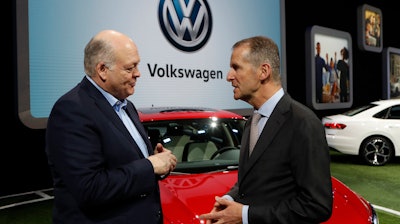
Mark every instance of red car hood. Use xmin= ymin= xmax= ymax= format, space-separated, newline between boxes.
xmin=159 ymin=170 xmax=237 ymax=224
xmin=160 ymin=172 xmax=375 ymax=224
xmin=322 ymin=177 xmax=375 ymax=224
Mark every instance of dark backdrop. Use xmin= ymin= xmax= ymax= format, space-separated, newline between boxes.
xmin=5 ymin=0 xmax=398 ymax=196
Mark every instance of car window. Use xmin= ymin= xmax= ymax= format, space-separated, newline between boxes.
xmin=388 ymin=105 xmax=400 ymax=119
xmin=342 ymin=104 xmax=377 ymax=116
xmin=372 ymin=104 xmax=400 ymax=119
xmin=373 ymin=108 xmax=390 ymax=119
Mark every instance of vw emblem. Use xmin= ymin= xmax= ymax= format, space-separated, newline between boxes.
xmin=158 ymin=0 xmax=213 ymax=52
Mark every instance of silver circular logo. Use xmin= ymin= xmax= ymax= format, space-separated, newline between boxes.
xmin=158 ymin=0 xmax=213 ymax=52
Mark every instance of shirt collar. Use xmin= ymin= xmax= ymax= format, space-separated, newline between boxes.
xmin=256 ymin=88 xmax=284 ymax=118
xmin=85 ymin=75 xmax=126 ymax=109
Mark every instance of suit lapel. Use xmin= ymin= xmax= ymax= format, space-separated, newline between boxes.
xmin=98 ymin=100 xmax=135 ymax=145
xmin=238 ymin=118 xmax=251 ymax=182
xmin=239 ymin=94 xmax=291 ymax=183
xmin=124 ymin=102 xmax=153 ymax=156
xmin=82 ymin=77 xmax=151 ymax=156
xmin=81 ymin=78 xmax=132 ymax=143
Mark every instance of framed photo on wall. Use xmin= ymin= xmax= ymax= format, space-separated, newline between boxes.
xmin=306 ymin=25 xmax=353 ymax=110
xmin=357 ymin=4 xmax=382 ymax=53
xmin=383 ymin=47 xmax=400 ymax=99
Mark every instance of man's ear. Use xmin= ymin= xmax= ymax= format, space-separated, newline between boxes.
xmin=97 ymin=63 xmax=108 ymax=82
xmin=259 ymin=63 xmax=272 ymax=81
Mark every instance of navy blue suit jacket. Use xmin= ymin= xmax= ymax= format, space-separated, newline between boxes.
xmin=46 ymin=77 xmax=163 ymax=224
xmin=228 ymin=93 xmax=333 ymax=224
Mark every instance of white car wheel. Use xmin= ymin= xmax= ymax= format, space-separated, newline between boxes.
xmin=360 ymin=136 xmax=394 ymax=166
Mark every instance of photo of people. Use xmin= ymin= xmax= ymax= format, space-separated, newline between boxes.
xmin=389 ymin=52 xmax=400 ymax=99
xmin=358 ymin=4 xmax=382 ymax=53
xmin=314 ymin=34 xmax=351 ymax=104
xmin=364 ymin=9 xmax=381 ymax=48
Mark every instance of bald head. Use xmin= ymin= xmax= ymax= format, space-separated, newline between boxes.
xmin=95 ymin=30 xmax=134 ymax=48
xmin=84 ymin=30 xmax=138 ymax=77
xmin=83 ymin=30 xmax=141 ymax=100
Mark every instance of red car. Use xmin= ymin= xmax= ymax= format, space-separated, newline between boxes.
xmin=138 ymin=106 xmax=379 ymax=224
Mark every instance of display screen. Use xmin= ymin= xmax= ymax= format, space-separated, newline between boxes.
xmin=357 ymin=4 xmax=382 ymax=53
xmin=16 ymin=0 xmax=286 ymax=129
xmin=306 ymin=25 xmax=353 ymax=110
xmin=383 ymin=47 xmax=400 ymax=99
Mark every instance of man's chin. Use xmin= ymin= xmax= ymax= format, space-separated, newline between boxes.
xmin=233 ymin=89 xmax=240 ymax=100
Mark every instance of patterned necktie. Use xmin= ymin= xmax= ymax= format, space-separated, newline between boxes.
xmin=249 ymin=112 xmax=262 ymax=156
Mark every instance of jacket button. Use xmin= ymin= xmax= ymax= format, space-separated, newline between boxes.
xmin=140 ymin=193 xmax=148 ymax=198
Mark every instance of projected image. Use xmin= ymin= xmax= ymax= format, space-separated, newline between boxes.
xmin=306 ymin=25 xmax=353 ymax=110
xmin=383 ymin=47 xmax=400 ymax=99
xmin=357 ymin=4 xmax=383 ymax=53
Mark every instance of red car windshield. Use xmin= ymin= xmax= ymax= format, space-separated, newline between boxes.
xmin=143 ymin=118 xmax=245 ymax=173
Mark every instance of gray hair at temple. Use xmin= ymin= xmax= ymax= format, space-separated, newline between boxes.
xmin=232 ymin=36 xmax=281 ymax=84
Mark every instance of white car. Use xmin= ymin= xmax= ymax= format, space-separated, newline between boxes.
xmin=322 ymin=99 xmax=400 ymax=166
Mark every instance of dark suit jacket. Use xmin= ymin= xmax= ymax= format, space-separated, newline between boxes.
xmin=46 ymin=77 xmax=163 ymax=224
xmin=228 ymin=93 xmax=333 ymax=224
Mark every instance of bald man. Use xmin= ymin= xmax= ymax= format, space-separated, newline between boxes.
xmin=46 ymin=30 xmax=177 ymax=224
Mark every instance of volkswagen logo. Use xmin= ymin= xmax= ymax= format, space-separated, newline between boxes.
xmin=158 ymin=0 xmax=213 ymax=52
